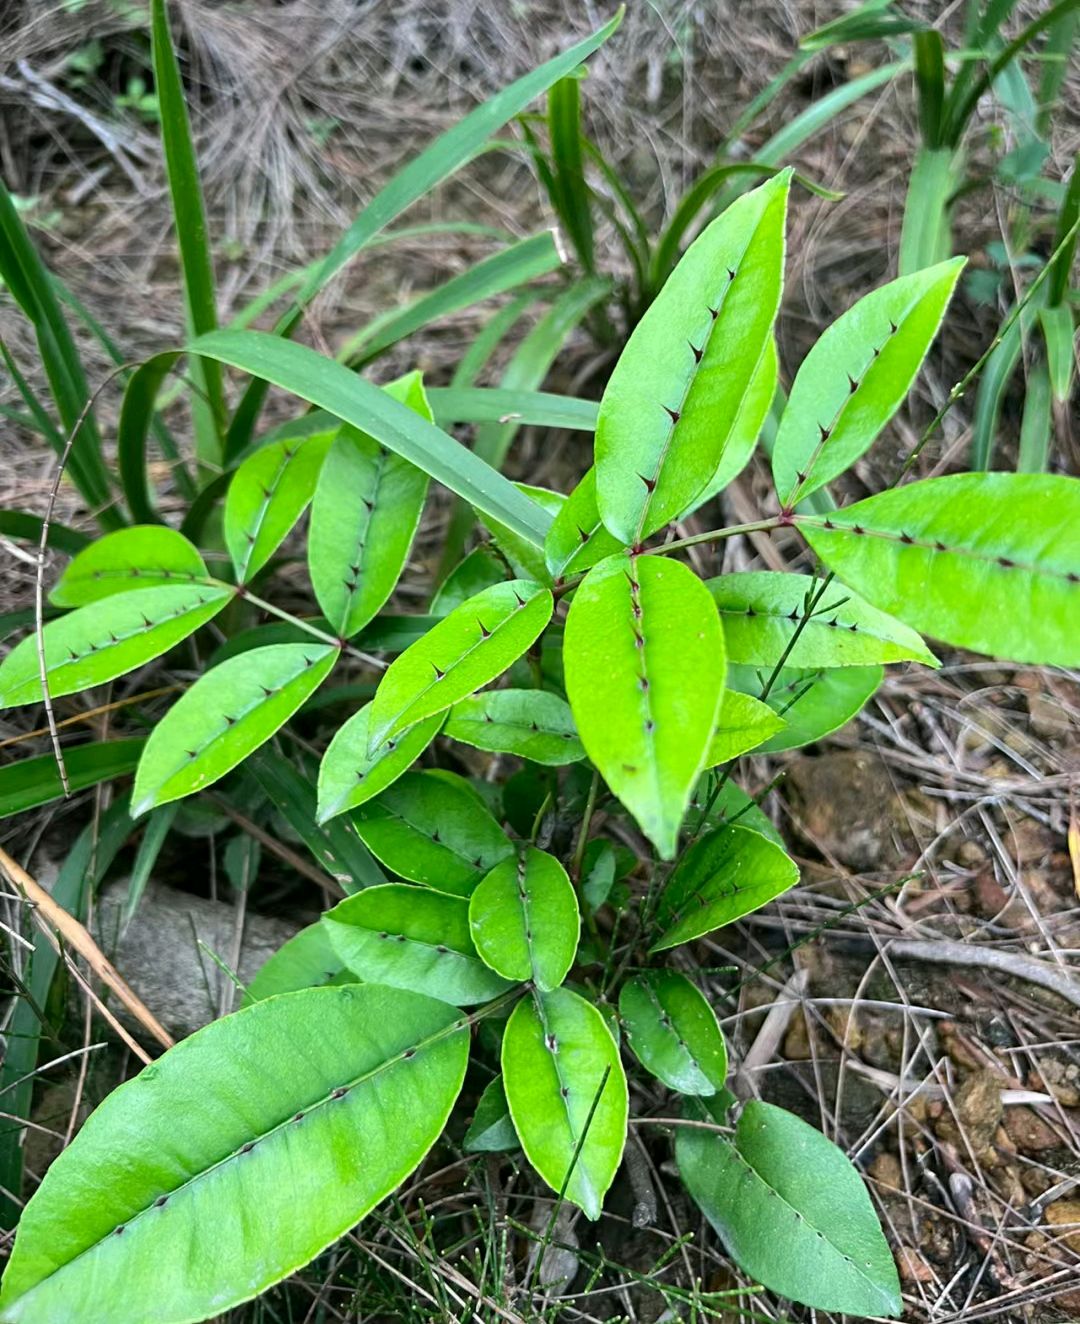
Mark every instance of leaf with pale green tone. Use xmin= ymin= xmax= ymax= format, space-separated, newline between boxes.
xmin=581 ymin=839 xmax=617 ymax=912
xmin=463 ymin=1076 xmax=518 ymax=1153
xmin=773 ymin=258 xmax=964 ymax=507
xmin=241 ymin=922 xmax=357 ymax=1006
xmin=687 ymin=775 xmax=783 ymax=845
xmin=595 ymin=172 xmax=790 ymax=543
xmin=706 ymin=691 xmax=785 ymax=765
xmin=0 ymin=739 xmax=145 ymax=819
xmin=468 ymin=847 xmax=579 ymax=991
xmin=544 ymin=467 xmax=627 ymax=581
xmin=431 ymin=547 xmax=507 ymax=615
xmin=50 ymin=527 xmax=208 ymax=607
xmin=131 ymin=644 xmax=338 ymax=816
xmin=443 ymin=689 xmax=584 ymax=765
xmin=971 ymin=308 xmax=1025 ymax=470
xmin=798 ymin=474 xmax=1080 ymax=665
xmin=707 ymin=570 xmax=938 ymax=668
xmin=192 ymin=332 xmax=554 ymax=550
xmin=124 ymin=804 xmax=178 ymax=924
xmin=651 ymin=823 xmax=800 ymax=953
xmin=564 ymin=553 xmax=724 ymax=859
xmin=480 ymin=484 xmax=564 ymax=584
xmin=368 ymin=579 xmax=553 ymax=750
xmin=324 ymin=884 xmax=512 ymax=1005
xmin=677 ymin=1099 xmax=901 ymax=1317
xmin=224 ymin=429 xmax=337 ymax=582
xmin=0 ymin=584 xmax=232 ymax=708
xmin=309 ymin=373 xmax=432 ymax=636
xmin=1017 ymin=357 xmax=1053 ymax=474
xmin=316 ymin=705 xmax=442 ymax=824
xmin=727 ymin=662 xmax=883 ymax=752
xmin=428 ymin=387 xmax=597 ymax=432
xmin=502 ymin=987 xmax=628 ymax=1220
xmin=1039 ymin=304 xmax=1074 ymax=403
xmin=0 ymin=986 xmax=468 ymax=1324
xmin=351 ymin=771 xmax=513 ymax=897
xmin=618 ymin=971 xmax=728 ymax=1095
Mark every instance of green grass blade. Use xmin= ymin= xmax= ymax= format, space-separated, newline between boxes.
xmin=0 ymin=338 xmax=65 ymax=450
xmin=547 ymin=76 xmax=595 ymax=273
xmin=970 ymin=310 xmax=1024 ymax=469
xmin=0 ymin=509 xmax=90 ymax=554
xmin=428 ymin=386 xmax=597 ymax=431
xmin=116 ymin=352 xmax=181 ymax=523
xmin=1036 ymin=10 xmax=1078 ymax=137
xmin=913 ymin=30 xmax=946 ymax=148
xmin=898 ymin=146 xmax=960 ymax=276
xmin=1016 ymin=354 xmax=1053 ymax=472
xmin=0 ymin=739 xmax=146 ymax=819
xmin=1048 ymin=153 xmax=1080 ymax=307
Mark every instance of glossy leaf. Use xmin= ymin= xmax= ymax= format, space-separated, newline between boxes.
xmin=687 ymin=775 xmax=783 ymax=845
xmin=324 ymin=883 xmax=513 ymax=1005
xmin=468 ymin=847 xmax=579 ymax=991
xmin=677 ymin=1099 xmax=901 ymax=1317
xmin=50 ymin=527 xmax=208 ymax=607
xmin=316 ymin=704 xmax=442 ymax=824
xmin=430 ymin=547 xmax=506 ymax=615
xmin=727 ymin=662 xmax=882 ymax=752
xmin=367 ymin=580 xmax=553 ymax=750
xmin=224 ymin=429 xmax=337 ymax=582
xmin=131 ymin=644 xmax=338 ymax=815
xmin=544 ymin=467 xmax=627 ymax=582
xmin=502 ymin=987 xmax=628 ymax=1219
xmin=309 ymin=373 xmax=432 ymax=636
xmin=706 ymin=691 xmax=785 ymax=765
xmin=428 ymin=386 xmax=597 ymax=432
xmin=443 ymin=689 xmax=585 ymax=765
xmin=0 ymin=739 xmax=145 ymax=818
xmin=619 ymin=971 xmax=728 ymax=1095
xmin=595 ymin=172 xmax=790 ymax=543
xmin=651 ymin=823 xmax=800 ymax=952
xmin=564 ymin=553 xmax=724 ymax=859
xmin=798 ymin=473 xmax=1080 ymax=665
xmin=351 ymin=771 xmax=513 ymax=897
xmin=0 ymin=986 xmax=468 ymax=1324
xmin=463 ymin=1076 xmax=518 ymax=1153
xmin=773 ymin=258 xmax=964 ymax=506
xmin=707 ymin=570 xmax=938 ymax=668
xmin=0 ymin=584 xmax=232 ymax=708
xmin=479 ymin=484 xmax=564 ymax=584
xmin=241 ymin=922 xmax=357 ymax=1006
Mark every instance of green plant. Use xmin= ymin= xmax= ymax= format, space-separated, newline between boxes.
xmin=2 ymin=156 xmax=1079 ymax=1322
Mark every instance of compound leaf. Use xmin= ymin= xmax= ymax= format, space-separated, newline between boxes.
xmin=50 ymin=527 xmax=209 ymax=607
xmin=443 ymin=689 xmax=584 ymax=765
xmin=619 ymin=971 xmax=728 ymax=1095
xmin=468 ymin=847 xmax=580 ymax=990
xmin=316 ymin=704 xmax=443 ymax=824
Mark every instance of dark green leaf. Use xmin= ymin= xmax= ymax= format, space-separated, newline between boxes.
xmin=0 ymin=739 xmax=145 ymax=818
xmin=619 ymin=971 xmax=728 ymax=1095
xmin=463 ymin=1076 xmax=518 ymax=1153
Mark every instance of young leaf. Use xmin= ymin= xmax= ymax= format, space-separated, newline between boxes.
xmin=619 ymin=971 xmax=728 ymax=1095
xmin=502 ymin=987 xmax=628 ymax=1220
xmin=707 ymin=570 xmax=938 ymax=668
xmin=0 ymin=986 xmax=468 ymax=1324
xmin=544 ymin=467 xmax=627 ymax=581
xmin=316 ymin=704 xmax=442 ymax=824
xmin=726 ymin=662 xmax=882 ymax=752
xmin=309 ymin=373 xmax=432 ymax=636
xmin=351 ymin=771 xmax=513 ymax=897
xmin=241 ymin=923 xmax=358 ymax=1006
xmin=651 ymin=824 xmax=800 ymax=952
xmin=0 ymin=739 xmax=145 ymax=819
xmin=564 ymin=553 xmax=724 ymax=859
xmin=324 ymin=884 xmax=513 ymax=1005
xmin=468 ymin=847 xmax=580 ymax=990
xmin=463 ymin=1076 xmax=518 ymax=1153
xmin=224 ymin=428 xmax=337 ymax=582
xmin=0 ymin=584 xmax=232 ymax=708
xmin=797 ymin=473 xmax=1080 ymax=665
xmin=706 ymin=691 xmax=785 ymax=765
xmin=595 ymin=172 xmax=790 ymax=543
xmin=772 ymin=258 xmax=965 ymax=507
xmin=50 ymin=527 xmax=209 ymax=607
xmin=677 ymin=1099 xmax=901 ymax=1317
xmin=367 ymin=580 xmax=553 ymax=750
xmin=131 ymin=644 xmax=338 ymax=815
xmin=443 ymin=689 xmax=585 ymax=765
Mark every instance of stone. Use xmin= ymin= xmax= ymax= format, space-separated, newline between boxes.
xmin=784 ymin=751 xmax=909 ymax=871
xmin=1045 ymin=1200 xmax=1080 ymax=1255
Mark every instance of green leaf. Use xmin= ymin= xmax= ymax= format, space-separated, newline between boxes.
xmin=50 ymin=527 xmax=209 ymax=607
xmin=651 ymin=824 xmax=800 ymax=952
xmin=0 ymin=583 xmax=232 ymax=708
xmin=131 ymin=644 xmax=339 ymax=815
xmin=0 ymin=739 xmax=145 ymax=819
xmin=480 ymin=484 xmax=565 ymax=584
xmin=687 ymin=775 xmax=783 ymax=846
xmin=324 ymin=884 xmax=513 ymax=1005
xmin=502 ymin=987 xmax=628 ymax=1219
xmin=351 ymin=771 xmax=513 ymax=897
xmin=706 ymin=691 xmax=785 ymax=765
xmin=468 ymin=846 xmax=580 ymax=990
xmin=192 ymin=331 xmax=555 ymax=550
xmin=241 ymin=922 xmax=357 ymax=1006
xmin=463 ymin=1076 xmax=518 ymax=1153
xmin=772 ymin=258 xmax=965 ymax=507
xmin=428 ymin=386 xmax=598 ymax=432
xmin=897 ymin=146 xmax=958 ymax=277
xmin=797 ymin=473 xmax=1080 ymax=665
xmin=727 ymin=662 xmax=883 ymax=752
xmin=686 ymin=337 xmax=778 ymax=512
xmin=547 ymin=76 xmax=595 ymax=272
xmin=1039 ymin=303 xmax=1074 ymax=403
xmin=707 ymin=570 xmax=938 ymax=667
xmin=581 ymin=839 xmax=617 ymax=912
xmin=618 ymin=971 xmax=728 ymax=1095
xmin=431 ymin=547 xmax=507 ymax=615
xmin=564 ymin=553 xmax=724 ymax=859
xmin=1017 ymin=356 xmax=1053 ymax=474
xmin=224 ymin=428 xmax=337 ymax=582
xmin=368 ymin=580 xmax=553 ymax=750
xmin=677 ymin=1099 xmax=901 ymax=1317
xmin=544 ymin=467 xmax=627 ymax=581
xmin=317 ymin=705 xmax=442 ymax=824
xmin=595 ymin=171 xmax=790 ymax=543
xmin=0 ymin=986 xmax=468 ymax=1324
xmin=971 ymin=309 xmax=1024 ymax=469
xmin=124 ymin=803 xmax=178 ymax=924
xmin=443 ymin=689 xmax=585 ymax=765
